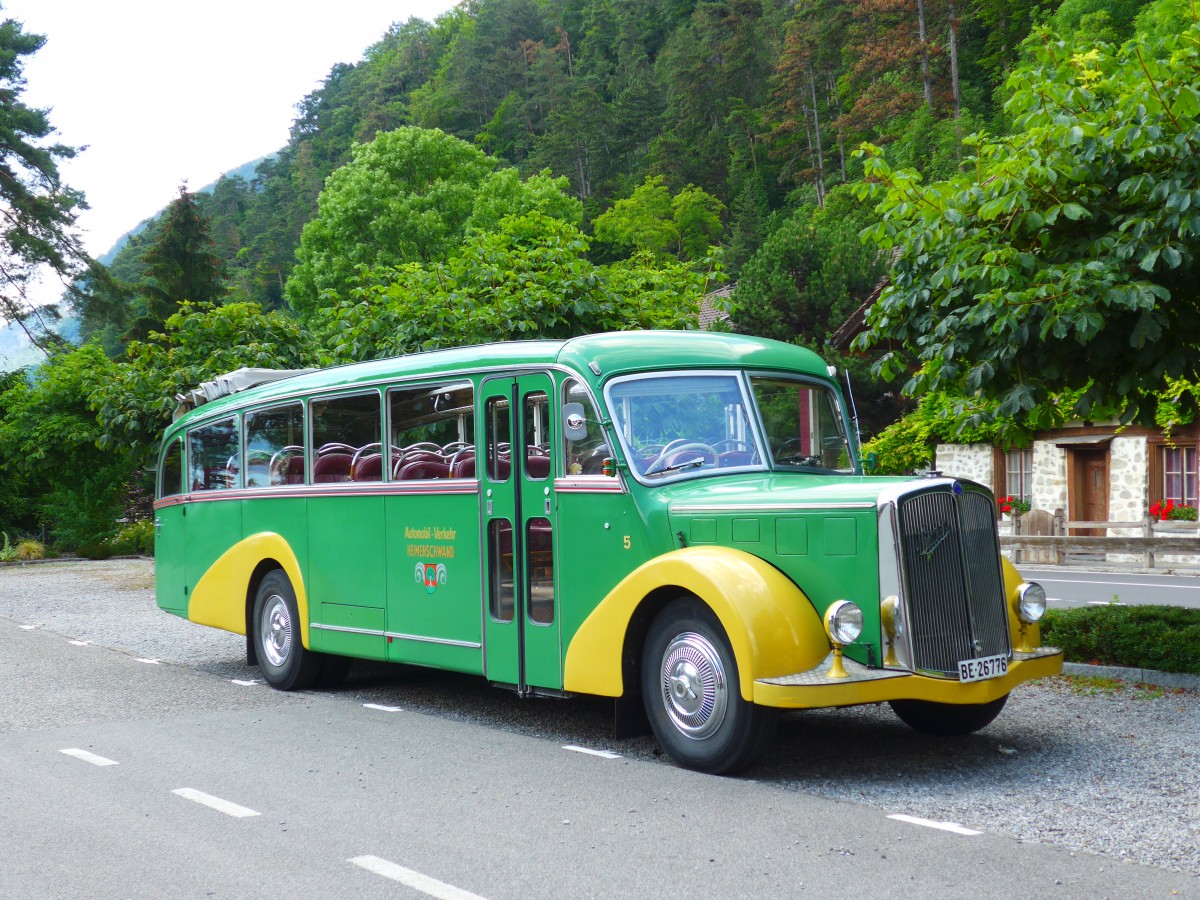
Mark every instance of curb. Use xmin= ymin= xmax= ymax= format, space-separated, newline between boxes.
xmin=1062 ymin=661 xmax=1200 ymax=691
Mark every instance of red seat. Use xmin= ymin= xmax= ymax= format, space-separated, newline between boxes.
xmin=352 ymin=454 xmax=383 ymax=481
xmin=525 ymin=455 xmax=551 ymax=479
xmin=451 ymin=456 xmax=476 ymax=478
xmin=313 ymin=452 xmax=352 ymax=483
xmin=396 ymin=460 xmax=451 ymax=480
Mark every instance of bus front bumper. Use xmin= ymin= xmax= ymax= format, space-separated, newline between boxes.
xmin=753 ymin=647 xmax=1063 ymax=709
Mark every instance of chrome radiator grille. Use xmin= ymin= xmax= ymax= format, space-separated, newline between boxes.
xmin=897 ymin=487 xmax=1011 ymax=676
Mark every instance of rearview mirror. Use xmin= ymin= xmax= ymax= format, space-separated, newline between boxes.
xmin=562 ymin=402 xmax=588 ymax=442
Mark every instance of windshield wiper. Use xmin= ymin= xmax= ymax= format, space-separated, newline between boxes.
xmin=645 ymin=457 xmax=705 ymax=477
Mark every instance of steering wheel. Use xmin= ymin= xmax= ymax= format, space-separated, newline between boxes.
xmin=649 ymin=441 xmax=719 ymax=473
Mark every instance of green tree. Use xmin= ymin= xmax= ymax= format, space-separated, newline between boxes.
xmin=126 ymin=186 xmax=227 ymax=342
xmin=593 ymin=175 xmax=725 ymax=259
xmin=856 ymin=7 xmax=1200 ymax=426
xmin=94 ymin=302 xmax=317 ymax=460
xmin=286 ymin=127 xmax=580 ymax=317
xmin=0 ymin=13 xmax=90 ymax=350
xmin=308 ymin=212 xmax=722 ymax=363
xmin=0 ymin=345 xmax=137 ymax=547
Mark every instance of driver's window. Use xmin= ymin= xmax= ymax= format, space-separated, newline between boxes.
xmin=562 ymin=379 xmax=613 ymax=477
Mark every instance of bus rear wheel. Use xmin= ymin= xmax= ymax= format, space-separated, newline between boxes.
xmin=888 ymin=694 xmax=1009 ymax=736
xmin=253 ymin=570 xmax=321 ymax=691
xmin=641 ymin=598 xmax=776 ymax=775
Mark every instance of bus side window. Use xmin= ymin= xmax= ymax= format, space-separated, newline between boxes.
xmin=311 ymin=393 xmax=381 ymax=484
xmin=188 ymin=418 xmax=239 ymax=491
xmin=522 ymin=390 xmax=549 ymax=481
xmin=484 ymin=396 xmax=512 ymax=482
xmin=245 ymin=403 xmax=305 ymax=487
xmin=562 ymin=378 xmax=611 ymax=476
xmin=389 ymin=381 xmax=474 ymax=480
xmin=159 ymin=437 xmax=184 ymax=498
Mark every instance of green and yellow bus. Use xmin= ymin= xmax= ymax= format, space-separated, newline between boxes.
xmin=154 ymin=331 xmax=1060 ymax=773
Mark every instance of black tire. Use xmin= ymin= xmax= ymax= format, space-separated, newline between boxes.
xmin=253 ymin=570 xmax=321 ymax=691
xmin=888 ymin=694 xmax=1009 ymax=736
xmin=641 ymin=598 xmax=776 ymax=774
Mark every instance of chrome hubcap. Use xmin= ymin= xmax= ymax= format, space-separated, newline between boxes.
xmin=660 ymin=632 xmax=728 ymax=740
xmin=261 ymin=594 xmax=291 ymax=668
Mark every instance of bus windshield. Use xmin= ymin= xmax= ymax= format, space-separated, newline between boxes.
xmin=607 ymin=372 xmax=854 ymax=480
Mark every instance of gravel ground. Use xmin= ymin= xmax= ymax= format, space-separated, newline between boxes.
xmin=2 ymin=558 xmax=1198 ymax=882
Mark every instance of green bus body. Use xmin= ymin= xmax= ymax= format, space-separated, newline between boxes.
xmin=154 ymin=331 xmax=1060 ymax=773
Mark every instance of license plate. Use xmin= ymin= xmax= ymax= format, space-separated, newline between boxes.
xmin=958 ymin=654 xmax=1008 ymax=683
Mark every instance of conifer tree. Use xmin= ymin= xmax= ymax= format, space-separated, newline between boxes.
xmin=126 ymin=186 xmax=226 ymax=341
xmin=0 ymin=13 xmax=90 ymax=351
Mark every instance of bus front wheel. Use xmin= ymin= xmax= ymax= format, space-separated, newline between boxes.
xmin=253 ymin=570 xmax=321 ymax=691
xmin=641 ymin=598 xmax=776 ymax=775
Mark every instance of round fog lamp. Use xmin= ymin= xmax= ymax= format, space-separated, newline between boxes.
xmin=825 ymin=600 xmax=864 ymax=645
xmin=880 ymin=595 xmax=902 ymax=639
xmin=1016 ymin=582 xmax=1047 ymax=623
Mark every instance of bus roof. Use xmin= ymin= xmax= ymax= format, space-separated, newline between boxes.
xmin=167 ymin=331 xmax=832 ymax=432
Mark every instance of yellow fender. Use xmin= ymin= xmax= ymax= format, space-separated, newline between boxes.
xmin=188 ymin=532 xmax=310 ymax=648
xmin=564 ymin=546 xmax=828 ymax=700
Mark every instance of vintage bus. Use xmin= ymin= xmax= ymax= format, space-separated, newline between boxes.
xmin=154 ymin=331 xmax=1061 ymax=773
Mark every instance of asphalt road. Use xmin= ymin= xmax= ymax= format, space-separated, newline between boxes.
xmin=2 ymin=560 xmax=1198 ymax=898
xmin=1 ymin=621 xmax=1195 ymax=900
xmin=1018 ymin=566 xmax=1200 ymax=609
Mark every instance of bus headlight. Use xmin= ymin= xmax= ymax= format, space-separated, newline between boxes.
xmin=824 ymin=600 xmax=863 ymax=646
xmin=1016 ymin=582 xmax=1047 ymax=624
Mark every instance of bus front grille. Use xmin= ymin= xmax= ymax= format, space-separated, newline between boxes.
xmin=897 ymin=487 xmax=1011 ymax=677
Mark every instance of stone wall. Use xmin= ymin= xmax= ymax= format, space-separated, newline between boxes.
xmin=934 ymin=443 xmax=991 ymax=486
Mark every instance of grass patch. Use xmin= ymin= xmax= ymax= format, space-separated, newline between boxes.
xmin=1041 ymin=605 xmax=1200 ymax=676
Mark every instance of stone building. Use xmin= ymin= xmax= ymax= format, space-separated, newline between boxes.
xmin=935 ymin=423 xmax=1199 ymax=563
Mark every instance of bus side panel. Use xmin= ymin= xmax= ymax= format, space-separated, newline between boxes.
xmin=241 ymin=496 xmax=310 ymax=636
xmin=154 ymin=502 xmax=188 ymax=615
xmin=184 ymin=498 xmax=244 ymax=615
xmin=384 ymin=490 xmax=483 ymax=675
xmin=307 ymin=494 xmax=388 ymax=661
xmin=554 ymin=490 xmax=644 ymax=662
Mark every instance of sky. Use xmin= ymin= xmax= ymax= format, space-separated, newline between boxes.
xmin=7 ymin=0 xmax=458 ymax=301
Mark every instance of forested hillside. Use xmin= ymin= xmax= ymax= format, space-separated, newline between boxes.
xmin=4 ymin=0 xmax=1196 ymax=550
xmin=80 ymin=0 xmax=1088 ymax=337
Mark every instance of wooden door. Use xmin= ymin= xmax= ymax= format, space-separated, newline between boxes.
xmin=1069 ymin=449 xmax=1109 ymax=536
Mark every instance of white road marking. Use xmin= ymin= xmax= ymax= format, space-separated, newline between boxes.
xmin=135 ymin=657 xmax=161 ymax=664
xmin=363 ymin=703 xmax=404 ymax=712
xmin=349 ymin=856 xmax=487 ymax=900
xmin=230 ymin=679 xmax=260 ymax=686
xmin=562 ymin=744 xmax=622 ymax=759
xmin=19 ymin=624 xmax=39 ymax=630
xmin=172 ymin=788 xmax=260 ymax=818
xmin=888 ymin=813 xmax=981 ymax=836
xmin=68 ymin=640 xmax=92 ymax=646
xmin=60 ymin=748 xmax=118 ymax=767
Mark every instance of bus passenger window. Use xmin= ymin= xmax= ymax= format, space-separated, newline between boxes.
xmin=562 ymin=378 xmax=612 ymax=477
xmin=388 ymin=381 xmax=474 ymax=479
xmin=527 ymin=517 xmax=554 ymax=624
xmin=245 ymin=403 xmax=304 ymax=487
xmin=159 ymin=438 xmax=184 ymax=498
xmin=311 ymin=393 xmax=381 ymax=484
xmin=484 ymin=396 xmax=512 ymax=482
xmin=188 ymin=418 xmax=239 ymax=491
xmin=488 ymin=519 xmax=514 ymax=622
xmin=523 ymin=390 xmax=550 ymax=480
